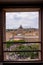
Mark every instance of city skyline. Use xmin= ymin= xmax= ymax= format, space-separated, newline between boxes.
xmin=6 ymin=12 xmax=39 ymax=29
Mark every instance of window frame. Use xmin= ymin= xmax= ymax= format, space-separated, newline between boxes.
xmin=2 ymin=8 xmax=41 ymax=62
xmin=0 ymin=7 xmax=43 ymax=63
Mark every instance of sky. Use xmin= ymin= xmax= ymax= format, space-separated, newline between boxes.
xmin=6 ymin=12 xmax=39 ymax=29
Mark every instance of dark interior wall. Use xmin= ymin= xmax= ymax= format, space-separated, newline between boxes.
xmin=41 ymin=9 xmax=43 ymax=61
xmin=0 ymin=0 xmax=43 ymax=2
xmin=0 ymin=0 xmax=43 ymax=7
xmin=0 ymin=9 xmax=3 ymax=61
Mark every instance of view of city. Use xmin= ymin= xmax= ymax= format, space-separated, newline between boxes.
xmin=4 ymin=12 xmax=41 ymax=61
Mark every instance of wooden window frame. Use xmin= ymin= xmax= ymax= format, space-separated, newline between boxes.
xmin=0 ymin=5 xmax=43 ymax=64
xmin=2 ymin=8 xmax=41 ymax=63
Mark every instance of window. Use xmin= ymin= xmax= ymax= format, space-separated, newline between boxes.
xmin=3 ymin=8 xmax=41 ymax=62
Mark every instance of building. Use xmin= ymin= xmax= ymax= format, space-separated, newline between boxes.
xmin=6 ymin=25 xmax=39 ymax=42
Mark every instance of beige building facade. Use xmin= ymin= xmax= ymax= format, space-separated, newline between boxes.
xmin=6 ymin=25 xmax=39 ymax=42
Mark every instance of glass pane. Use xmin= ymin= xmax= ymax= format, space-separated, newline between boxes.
xmin=4 ymin=52 xmax=41 ymax=61
xmin=4 ymin=11 xmax=41 ymax=61
xmin=3 ymin=43 xmax=41 ymax=51
xmin=5 ymin=12 xmax=41 ymax=42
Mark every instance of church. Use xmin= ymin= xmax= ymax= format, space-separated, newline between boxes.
xmin=6 ymin=25 xmax=39 ymax=42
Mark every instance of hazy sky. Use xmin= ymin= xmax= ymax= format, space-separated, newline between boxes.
xmin=6 ymin=12 xmax=39 ymax=29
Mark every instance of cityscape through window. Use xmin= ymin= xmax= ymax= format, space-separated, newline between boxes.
xmin=3 ymin=11 xmax=41 ymax=61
